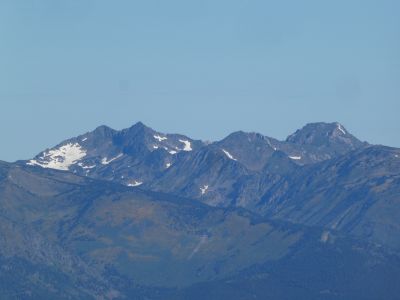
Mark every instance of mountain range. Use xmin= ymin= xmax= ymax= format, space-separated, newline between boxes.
xmin=1 ymin=121 xmax=399 ymax=299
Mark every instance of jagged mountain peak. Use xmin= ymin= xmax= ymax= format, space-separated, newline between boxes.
xmin=74 ymin=125 xmax=112 ymax=144
xmin=89 ymin=122 xmax=160 ymax=143
xmin=131 ymin=120 xmax=147 ymax=128
xmin=92 ymin=124 xmax=115 ymax=134
xmin=123 ymin=121 xmax=154 ymax=135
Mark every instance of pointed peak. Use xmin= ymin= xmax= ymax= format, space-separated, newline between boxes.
xmin=286 ymin=122 xmax=364 ymax=149
xmin=92 ymin=125 xmax=116 ymax=136
xmin=132 ymin=121 xmax=146 ymax=128
xmin=129 ymin=121 xmax=152 ymax=130
xmin=123 ymin=121 xmax=155 ymax=135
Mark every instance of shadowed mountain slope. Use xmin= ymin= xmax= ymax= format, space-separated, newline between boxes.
xmin=1 ymin=162 xmax=399 ymax=299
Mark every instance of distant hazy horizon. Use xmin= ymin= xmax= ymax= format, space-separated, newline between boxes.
xmin=1 ymin=0 xmax=399 ymax=162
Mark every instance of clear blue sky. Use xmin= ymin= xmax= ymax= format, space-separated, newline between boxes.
xmin=1 ymin=0 xmax=399 ymax=162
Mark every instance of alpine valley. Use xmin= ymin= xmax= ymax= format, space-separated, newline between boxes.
xmin=1 ymin=122 xmax=400 ymax=299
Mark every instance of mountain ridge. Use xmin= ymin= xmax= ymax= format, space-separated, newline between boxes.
xmin=2 ymin=121 xmax=400 ymax=299
xmin=20 ymin=121 xmax=374 ymax=217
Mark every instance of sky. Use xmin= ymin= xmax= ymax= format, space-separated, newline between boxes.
xmin=0 ymin=0 xmax=399 ymax=162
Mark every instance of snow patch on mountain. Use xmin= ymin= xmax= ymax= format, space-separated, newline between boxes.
xmin=127 ymin=180 xmax=143 ymax=187
xmin=82 ymin=165 xmax=96 ymax=169
xmin=27 ymin=143 xmax=87 ymax=171
xmin=320 ymin=231 xmax=330 ymax=243
xmin=101 ymin=154 xmax=123 ymax=165
xmin=188 ymin=235 xmax=208 ymax=260
xmin=179 ymin=139 xmax=192 ymax=151
xmin=200 ymin=185 xmax=209 ymax=195
xmin=222 ymin=149 xmax=237 ymax=161
xmin=336 ymin=123 xmax=346 ymax=135
xmin=289 ymin=155 xmax=302 ymax=160
xmin=154 ymin=135 xmax=167 ymax=142
xmin=78 ymin=162 xmax=96 ymax=169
